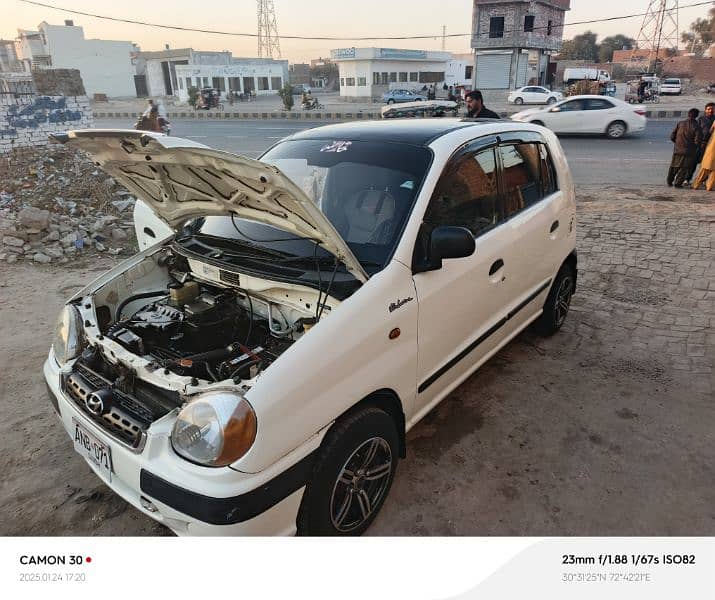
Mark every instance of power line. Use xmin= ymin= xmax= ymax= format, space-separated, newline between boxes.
xmin=15 ymin=0 xmax=715 ymax=42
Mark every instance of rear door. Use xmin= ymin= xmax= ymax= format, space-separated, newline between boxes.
xmin=494 ymin=132 xmax=566 ymax=331
xmin=583 ymin=97 xmax=617 ymax=133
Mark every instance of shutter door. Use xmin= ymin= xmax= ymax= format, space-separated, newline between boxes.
xmin=517 ymin=53 xmax=528 ymax=87
xmin=475 ymin=54 xmax=511 ymax=89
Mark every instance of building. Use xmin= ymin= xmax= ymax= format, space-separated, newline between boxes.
xmin=15 ymin=21 xmax=135 ymax=97
xmin=0 ymin=40 xmax=22 ymax=72
xmin=135 ymin=48 xmax=288 ymax=101
xmin=471 ymin=0 xmax=570 ymax=89
xmin=289 ymin=63 xmax=311 ymax=86
xmin=330 ymin=47 xmax=454 ymax=100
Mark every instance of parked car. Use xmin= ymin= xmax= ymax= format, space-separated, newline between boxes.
xmin=508 ymin=86 xmax=563 ymax=105
xmin=511 ymin=95 xmax=647 ymax=139
xmin=382 ymin=89 xmax=426 ymax=104
xmin=45 ymin=121 xmax=577 ymax=536
xmin=660 ymin=78 xmax=682 ymax=95
xmin=292 ymin=83 xmax=312 ymax=95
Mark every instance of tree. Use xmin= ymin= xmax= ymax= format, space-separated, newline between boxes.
xmin=558 ymin=31 xmax=599 ymax=62
xmin=681 ymin=7 xmax=715 ymax=56
xmin=187 ymin=86 xmax=199 ymax=108
xmin=277 ymin=82 xmax=294 ymax=111
xmin=598 ymin=34 xmax=635 ymax=63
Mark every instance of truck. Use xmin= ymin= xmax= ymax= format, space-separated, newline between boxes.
xmin=563 ymin=68 xmax=611 ymax=84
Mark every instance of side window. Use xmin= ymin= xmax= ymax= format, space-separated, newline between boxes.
xmin=424 ymin=147 xmax=501 ymax=238
xmin=558 ymin=99 xmax=585 ymax=112
xmin=586 ymin=98 xmax=614 ymax=110
xmin=499 ymin=144 xmax=541 ymax=216
xmin=499 ymin=142 xmax=559 ymax=216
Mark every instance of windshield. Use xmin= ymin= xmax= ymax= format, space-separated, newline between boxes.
xmin=181 ymin=139 xmax=431 ymax=278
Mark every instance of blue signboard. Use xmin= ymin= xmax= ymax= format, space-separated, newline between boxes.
xmin=378 ymin=48 xmax=427 ymax=60
xmin=331 ymin=48 xmax=356 ymax=59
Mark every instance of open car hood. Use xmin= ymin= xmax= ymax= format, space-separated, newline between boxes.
xmin=53 ymin=129 xmax=368 ymax=283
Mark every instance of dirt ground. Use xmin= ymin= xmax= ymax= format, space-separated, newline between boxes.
xmin=0 ymin=184 xmax=712 ymax=536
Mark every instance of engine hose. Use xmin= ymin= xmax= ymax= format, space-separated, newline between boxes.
xmin=115 ymin=291 xmax=168 ymax=321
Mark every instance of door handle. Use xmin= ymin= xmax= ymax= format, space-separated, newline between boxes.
xmin=550 ymin=220 xmax=559 ymax=233
xmin=489 ymin=259 xmax=504 ymax=276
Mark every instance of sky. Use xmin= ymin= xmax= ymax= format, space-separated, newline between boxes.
xmin=2 ymin=0 xmax=712 ymax=62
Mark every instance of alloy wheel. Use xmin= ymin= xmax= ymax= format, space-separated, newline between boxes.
xmin=330 ymin=437 xmax=393 ymax=533
xmin=553 ymin=275 xmax=573 ymax=328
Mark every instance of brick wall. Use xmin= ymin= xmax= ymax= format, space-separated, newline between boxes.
xmin=32 ymin=69 xmax=86 ymax=96
xmin=662 ymin=56 xmax=715 ymax=84
xmin=0 ymin=93 xmax=93 ymax=153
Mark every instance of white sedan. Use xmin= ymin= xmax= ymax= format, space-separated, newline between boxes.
xmin=511 ymin=95 xmax=647 ymax=139
xmin=508 ymin=86 xmax=563 ymax=105
xmin=45 ymin=121 xmax=577 ymax=536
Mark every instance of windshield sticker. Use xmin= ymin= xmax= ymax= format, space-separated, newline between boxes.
xmin=320 ymin=141 xmax=352 ymax=153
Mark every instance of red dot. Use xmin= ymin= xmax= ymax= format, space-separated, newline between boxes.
xmin=86 ymin=557 xmax=92 ymax=563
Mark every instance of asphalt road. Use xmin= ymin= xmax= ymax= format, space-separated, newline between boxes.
xmin=94 ymin=118 xmax=677 ymax=186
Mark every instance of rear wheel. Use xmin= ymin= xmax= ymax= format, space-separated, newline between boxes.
xmin=514 ymin=97 xmax=524 ymax=105
xmin=606 ymin=120 xmax=627 ymax=139
xmin=297 ymin=407 xmax=399 ymax=536
xmin=547 ymin=97 xmax=557 ymax=105
xmin=535 ymin=263 xmax=575 ymax=336
xmin=387 ymin=99 xmax=395 ymax=105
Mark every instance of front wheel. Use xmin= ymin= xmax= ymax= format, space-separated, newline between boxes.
xmin=298 ymin=407 xmax=399 ymax=536
xmin=606 ymin=120 xmax=627 ymax=139
xmin=535 ymin=262 xmax=575 ymax=336
xmin=218 ymin=103 xmax=225 ymax=111
xmin=514 ymin=97 xmax=524 ymax=105
xmin=387 ymin=99 xmax=395 ymax=105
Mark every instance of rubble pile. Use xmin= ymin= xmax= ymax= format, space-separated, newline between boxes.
xmin=0 ymin=145 xmax=138 ymax=265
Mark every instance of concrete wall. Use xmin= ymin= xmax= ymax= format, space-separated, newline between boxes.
xmin=40 ymin=23 xmax=134 ymax=97
xmin=145 ymin=60 xmax=167 ymax=97
xmin=0 ymin=94 xmax=92 ymax=153
xmin=174 ymin=61 xmax=288 ymax=101
xmin=32 ymin=69 xmax=85 ymax=96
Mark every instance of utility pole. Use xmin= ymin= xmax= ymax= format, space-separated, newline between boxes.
xmin=628 ymin=0 xmax=679 ymax=75
xmin=441 ymin=25 xmax=446 ymax=50
xmin=257 ymin=0 xmax=281 ymax=59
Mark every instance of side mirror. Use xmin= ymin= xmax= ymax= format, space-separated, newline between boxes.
xmin=549 ymin=106 xmax=561 ymax=113
xmin=413 ymin=225 xmax=475 ymax=273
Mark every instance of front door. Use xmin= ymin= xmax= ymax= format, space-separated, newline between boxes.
xmin=410 ymin=141 xmax=521 ymax=423
xmin=546 ymin=98 xmax=587 ymax=133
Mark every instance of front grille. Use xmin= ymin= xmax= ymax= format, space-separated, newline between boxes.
xmin=219 ymin=269 xmax=241 ymax=286
xmin=64 ymin=365 xmax=147 ymax=448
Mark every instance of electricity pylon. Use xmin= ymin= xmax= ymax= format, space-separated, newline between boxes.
xmin=257 ymin=0 xmax=281 ymax=58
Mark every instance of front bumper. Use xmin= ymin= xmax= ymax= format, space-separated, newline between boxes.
xmin=43 ymin=353 xmax=308 ymax=536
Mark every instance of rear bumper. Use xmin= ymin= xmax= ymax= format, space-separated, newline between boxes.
xmin=43 ymin=352 xmax=308 ymax=536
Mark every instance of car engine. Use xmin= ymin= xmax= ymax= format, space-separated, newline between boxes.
xmin=103 ymin=278 xmax=297 ymax=383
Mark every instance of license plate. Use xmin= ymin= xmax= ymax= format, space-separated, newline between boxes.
xmin=72 ymin=418 xmax=113 ymax=482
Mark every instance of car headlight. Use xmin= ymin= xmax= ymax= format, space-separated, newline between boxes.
xmin=52 ymin=305 xmax=85 ymax=366
xmin=171 ymin=391 xmax=257 ymax=467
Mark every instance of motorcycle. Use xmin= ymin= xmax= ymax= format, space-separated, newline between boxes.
xmin=301 ymin=97 xmax=324 ymax=110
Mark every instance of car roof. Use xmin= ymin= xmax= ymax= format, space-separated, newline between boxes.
xmin=287 ymin=118 xmax=501 ymax=146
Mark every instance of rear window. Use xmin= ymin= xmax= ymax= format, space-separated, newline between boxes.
xmin=664 ymin=79 xmax=681 ymax=85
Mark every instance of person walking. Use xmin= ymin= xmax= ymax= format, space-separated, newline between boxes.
xmin=667 ymin=108 xmax=702 ymax=188
xmin=465 ymin=90 xmax=500 ymax=119
xmin=692 ymin=120 xmax=715 ymax=190
xmin=686 ymin=102 xmax=715 ymax=184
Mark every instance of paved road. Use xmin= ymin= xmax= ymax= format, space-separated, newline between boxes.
xmin=94 ymin=118 xmax=677 ymax=186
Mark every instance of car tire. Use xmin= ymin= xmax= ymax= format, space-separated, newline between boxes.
xmin=514 ymin=97 xmax=524 ymax=105
xmin=297 ymin=406 xmax=399 ymax=536
xmin=547 ymin=97 xmax=557 ymax=105
xmin=606 ymin=120 xmax=627 ymax=139
xmin=387 ymin=99 xmax=395 ymax=105
xmin=535 ymin=262 xmax=575 ymax=337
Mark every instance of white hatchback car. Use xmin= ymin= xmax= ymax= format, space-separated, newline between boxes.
xmin=508 ymin=86 xmax=563 ymax=106
xmin=45 ymin=121 xmax=577 ymax=536
xmin=511 ymin=95 xmax=647 ymax=139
